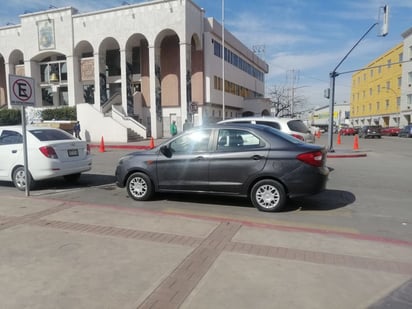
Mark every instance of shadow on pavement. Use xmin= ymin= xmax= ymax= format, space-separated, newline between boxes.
xmin=149 ymin=189 xmax=355 ymax=212
xmin=0 ymin=174 xmax=117 ymax=192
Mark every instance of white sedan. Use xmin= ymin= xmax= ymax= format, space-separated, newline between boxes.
xmin=0 ymin=125 xmax=92 ymax=191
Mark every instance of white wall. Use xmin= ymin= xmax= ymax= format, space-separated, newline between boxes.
xmin=77 ymin=103 xmax=128 ymax=143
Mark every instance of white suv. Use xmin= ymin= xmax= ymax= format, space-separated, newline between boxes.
xmin=218 ymin=117 xmax=315 ymax=143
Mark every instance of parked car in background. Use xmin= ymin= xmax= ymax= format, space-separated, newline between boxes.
xmin=0 ymin=126 xmax=92 ymax=191
xmin=398 ymin=125 xmax=412 ymax=138
xmin=339 ymin=127 xmax=356 ymax=136
xmin=359 ymin=125 xmax=382 ymax=139
xmin=218 ymin=116 xmax=315 ymax=143
xmin=381 ymin=127 xmax=400 ymax=136
xmin=115 ymin=124 xmax=329 ymax=212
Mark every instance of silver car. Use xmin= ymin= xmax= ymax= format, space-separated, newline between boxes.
xmin=218 ymin=116 xmax=315 ymax=143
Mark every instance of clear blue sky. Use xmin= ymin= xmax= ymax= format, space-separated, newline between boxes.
xmin=1 ymin=0 xmax=411 ymax=110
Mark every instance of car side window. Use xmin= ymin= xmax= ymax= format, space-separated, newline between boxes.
xmin=217 ymin=129 xmax=263 ymax=150
xmin=256 ymin=121 xmax=280 ymax=130
xmin=0 ymin=130 xmax=23 ymax=145
xmin=170 ymin=129 xmax=211 ymax=154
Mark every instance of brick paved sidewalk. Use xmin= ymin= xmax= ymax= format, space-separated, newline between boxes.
xmin=0 ymin=195 xmax=411 ymax=309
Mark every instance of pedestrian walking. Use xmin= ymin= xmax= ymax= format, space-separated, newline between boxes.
xmin=170 ymin=120 xmax=177 ymax=136
xmin=73 ymin=121 xmax=81 ymax=139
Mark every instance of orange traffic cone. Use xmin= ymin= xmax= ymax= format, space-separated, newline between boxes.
xmin=316 ymin=130 xmax=321 ymax=139
xmin=353 ymin=134 xmax=359 ymax=150
xmin=99 ymin=136 xmax=105 ymax=153
xmin=149 ymin=137 xmax=155 ymax=149
xmin=337 ymin=132 xmax=341 ymax=145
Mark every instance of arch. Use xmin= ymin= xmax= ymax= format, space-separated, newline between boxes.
xmin=0 ymin=53 xmax=6 ymax=107
xmin=261 ymin=109 xmax=270 ymax=116
xmin=242 ymin=111 xmax=255 ymax=117
xmin=98 ymin=37 xmax=121 ymax=105
xmin=190 ymin=34 xmax=203 ymax=109
xmin=125 ymin=34 xmax=150 ymax=122
xmin=74 ymin=40 xmax=95 ymax=105
xmin=153 ymin=29 xmax=181 ymax=110
xmin=30 ymin=51 xmax=68 ymax=107
xmin=74 ymin=40 xmax=94 ymax=57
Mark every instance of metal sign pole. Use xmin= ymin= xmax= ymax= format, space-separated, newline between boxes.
xmin=21 ymin=106 xmax=30 ymax=196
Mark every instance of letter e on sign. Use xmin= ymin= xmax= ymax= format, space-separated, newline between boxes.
xmin=9 ymin=74 xmax=35 ymax=106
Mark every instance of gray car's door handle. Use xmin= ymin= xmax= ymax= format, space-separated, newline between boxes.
xmin=251 ymin=155 xmax=263 ymax=160
xmin=11 ymin=150 xmax=17 ymax=154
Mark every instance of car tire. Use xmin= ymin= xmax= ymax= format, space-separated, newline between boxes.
xmin=64 ymin=173 xmax=81 ymax=183
xmin=250 ymin=179 xmax=286 ymax=212
xmin=12 ymin=166 xmax=35 ymax=191
xmin=126 ymin=172 xmax=154 ymax=201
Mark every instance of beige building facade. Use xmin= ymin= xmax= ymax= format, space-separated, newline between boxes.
xmin=0 ymin=0 xmax=268 ymax=141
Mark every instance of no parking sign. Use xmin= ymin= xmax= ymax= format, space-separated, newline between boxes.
xmin=9 ymin=74 xmax=35 ymax=106
xmin=8 ymin=74 xmax=36 ymax=196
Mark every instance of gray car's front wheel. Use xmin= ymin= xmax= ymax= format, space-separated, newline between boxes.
xmin=250 ymin=179 xmax=286 ymax=212
xmin=126 ymin=172 xmax=154 ymax=201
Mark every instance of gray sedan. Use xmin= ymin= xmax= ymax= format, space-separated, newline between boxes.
xmin=115 ymin=124 xmax=329 ymax=212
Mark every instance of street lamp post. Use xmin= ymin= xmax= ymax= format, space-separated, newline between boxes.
xmin=327 ymin=5 xmax=388 ymax=152
xmin=328 ymin=24 xmax=378 ymax=152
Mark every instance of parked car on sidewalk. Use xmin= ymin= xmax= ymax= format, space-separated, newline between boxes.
xmin=398 ymin=125 xmax=412 ymax=138
xmin=381 ymin=127 xmax=400 ymax=136
xmin=0 ymin=126 xmax=92 ymax=191
xmin=115 ymin=124 xmax=329 ymax=212
xmin=218 ymin=116 xmax=315 ymax=143
xmin=358 ymin=125 xmax=382 ymax=139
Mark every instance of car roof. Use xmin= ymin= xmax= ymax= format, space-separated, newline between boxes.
xmin=0 ymin=125 xmax=63 ymax=131
xmin=218 ymin=116 xmax=299 ymax=123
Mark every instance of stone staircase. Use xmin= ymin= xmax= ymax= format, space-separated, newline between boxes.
xmin=127 ymin=128 xmax=144 ymax=142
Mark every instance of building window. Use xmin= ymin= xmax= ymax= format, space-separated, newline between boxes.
xmin=369 ymin=88 xmax=373 ymax=96
xmin=385 ymin=99 xmax=389 ymax=109
xmin=407 ymin=94 xmax=412 ymax=105
xmin=376 ymin=101 xmax=380 ymax=111
xmin=370 ymin=69 xmax=374 ymax=77
xmin=408 ymin=72 xmax=412 ymax=85
xmin=398 ymin=77 xmax=402 ymax=88
xmin=387 ymin=59 xmax=392 ymax=68
xmin=377 ymin=85 xmax=380 ymax=93
xmin=386 ymin=81 xmax=390 ymax=91
xmin=399 ymin=52 xmax=403 ymax=63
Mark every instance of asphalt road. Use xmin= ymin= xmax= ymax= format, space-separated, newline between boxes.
xmin=1 ymin=134 xmax=411 ymax=243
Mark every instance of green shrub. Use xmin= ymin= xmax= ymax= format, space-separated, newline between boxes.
xmin=0 ymin=109 xmax=22 ymax=125
xmin=41 ymin=106 xmax=77 ymax=121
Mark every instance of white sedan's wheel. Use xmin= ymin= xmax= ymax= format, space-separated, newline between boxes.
xmin=12 ymin=166 xmax=34 ymax=191
xmin=126 ymin=172 xmax=154 ymax=201
xmin=251 ymin=179 xmax=286 ymax=212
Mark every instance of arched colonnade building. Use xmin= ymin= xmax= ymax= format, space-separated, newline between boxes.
xmin=0 ymin=0 xmax=269 ymax=141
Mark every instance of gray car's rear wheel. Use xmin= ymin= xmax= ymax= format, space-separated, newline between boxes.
xmin=12 ymin=166 xmax=35 ymax=191
xmin=126 ymin=172 xmax=154 ymax=201
xmin=250 ymin=179 xmax=286 ymax=212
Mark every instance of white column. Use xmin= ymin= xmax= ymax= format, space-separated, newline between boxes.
xmin=66 ymin=55 xmax=77 ymax=106
xmin=180 ymin=42 xmax=189 ymax=126
xmin=93 ymin=52 xmax=101 ymax=111
xmin=120 ymin=49 xmax=128 ymax=114
xmin=149 ymin=45 xmax=158 ymax=138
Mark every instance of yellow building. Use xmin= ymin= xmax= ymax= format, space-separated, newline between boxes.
xmin=350 ymin=42 xmax=403 ymax=127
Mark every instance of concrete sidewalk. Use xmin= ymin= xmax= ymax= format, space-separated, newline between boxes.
xmin=1 ymin=195 xmax=411 ymax=309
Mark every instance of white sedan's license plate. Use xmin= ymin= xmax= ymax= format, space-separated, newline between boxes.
xmin=68 ymin=149 xmax=79 ymax=157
